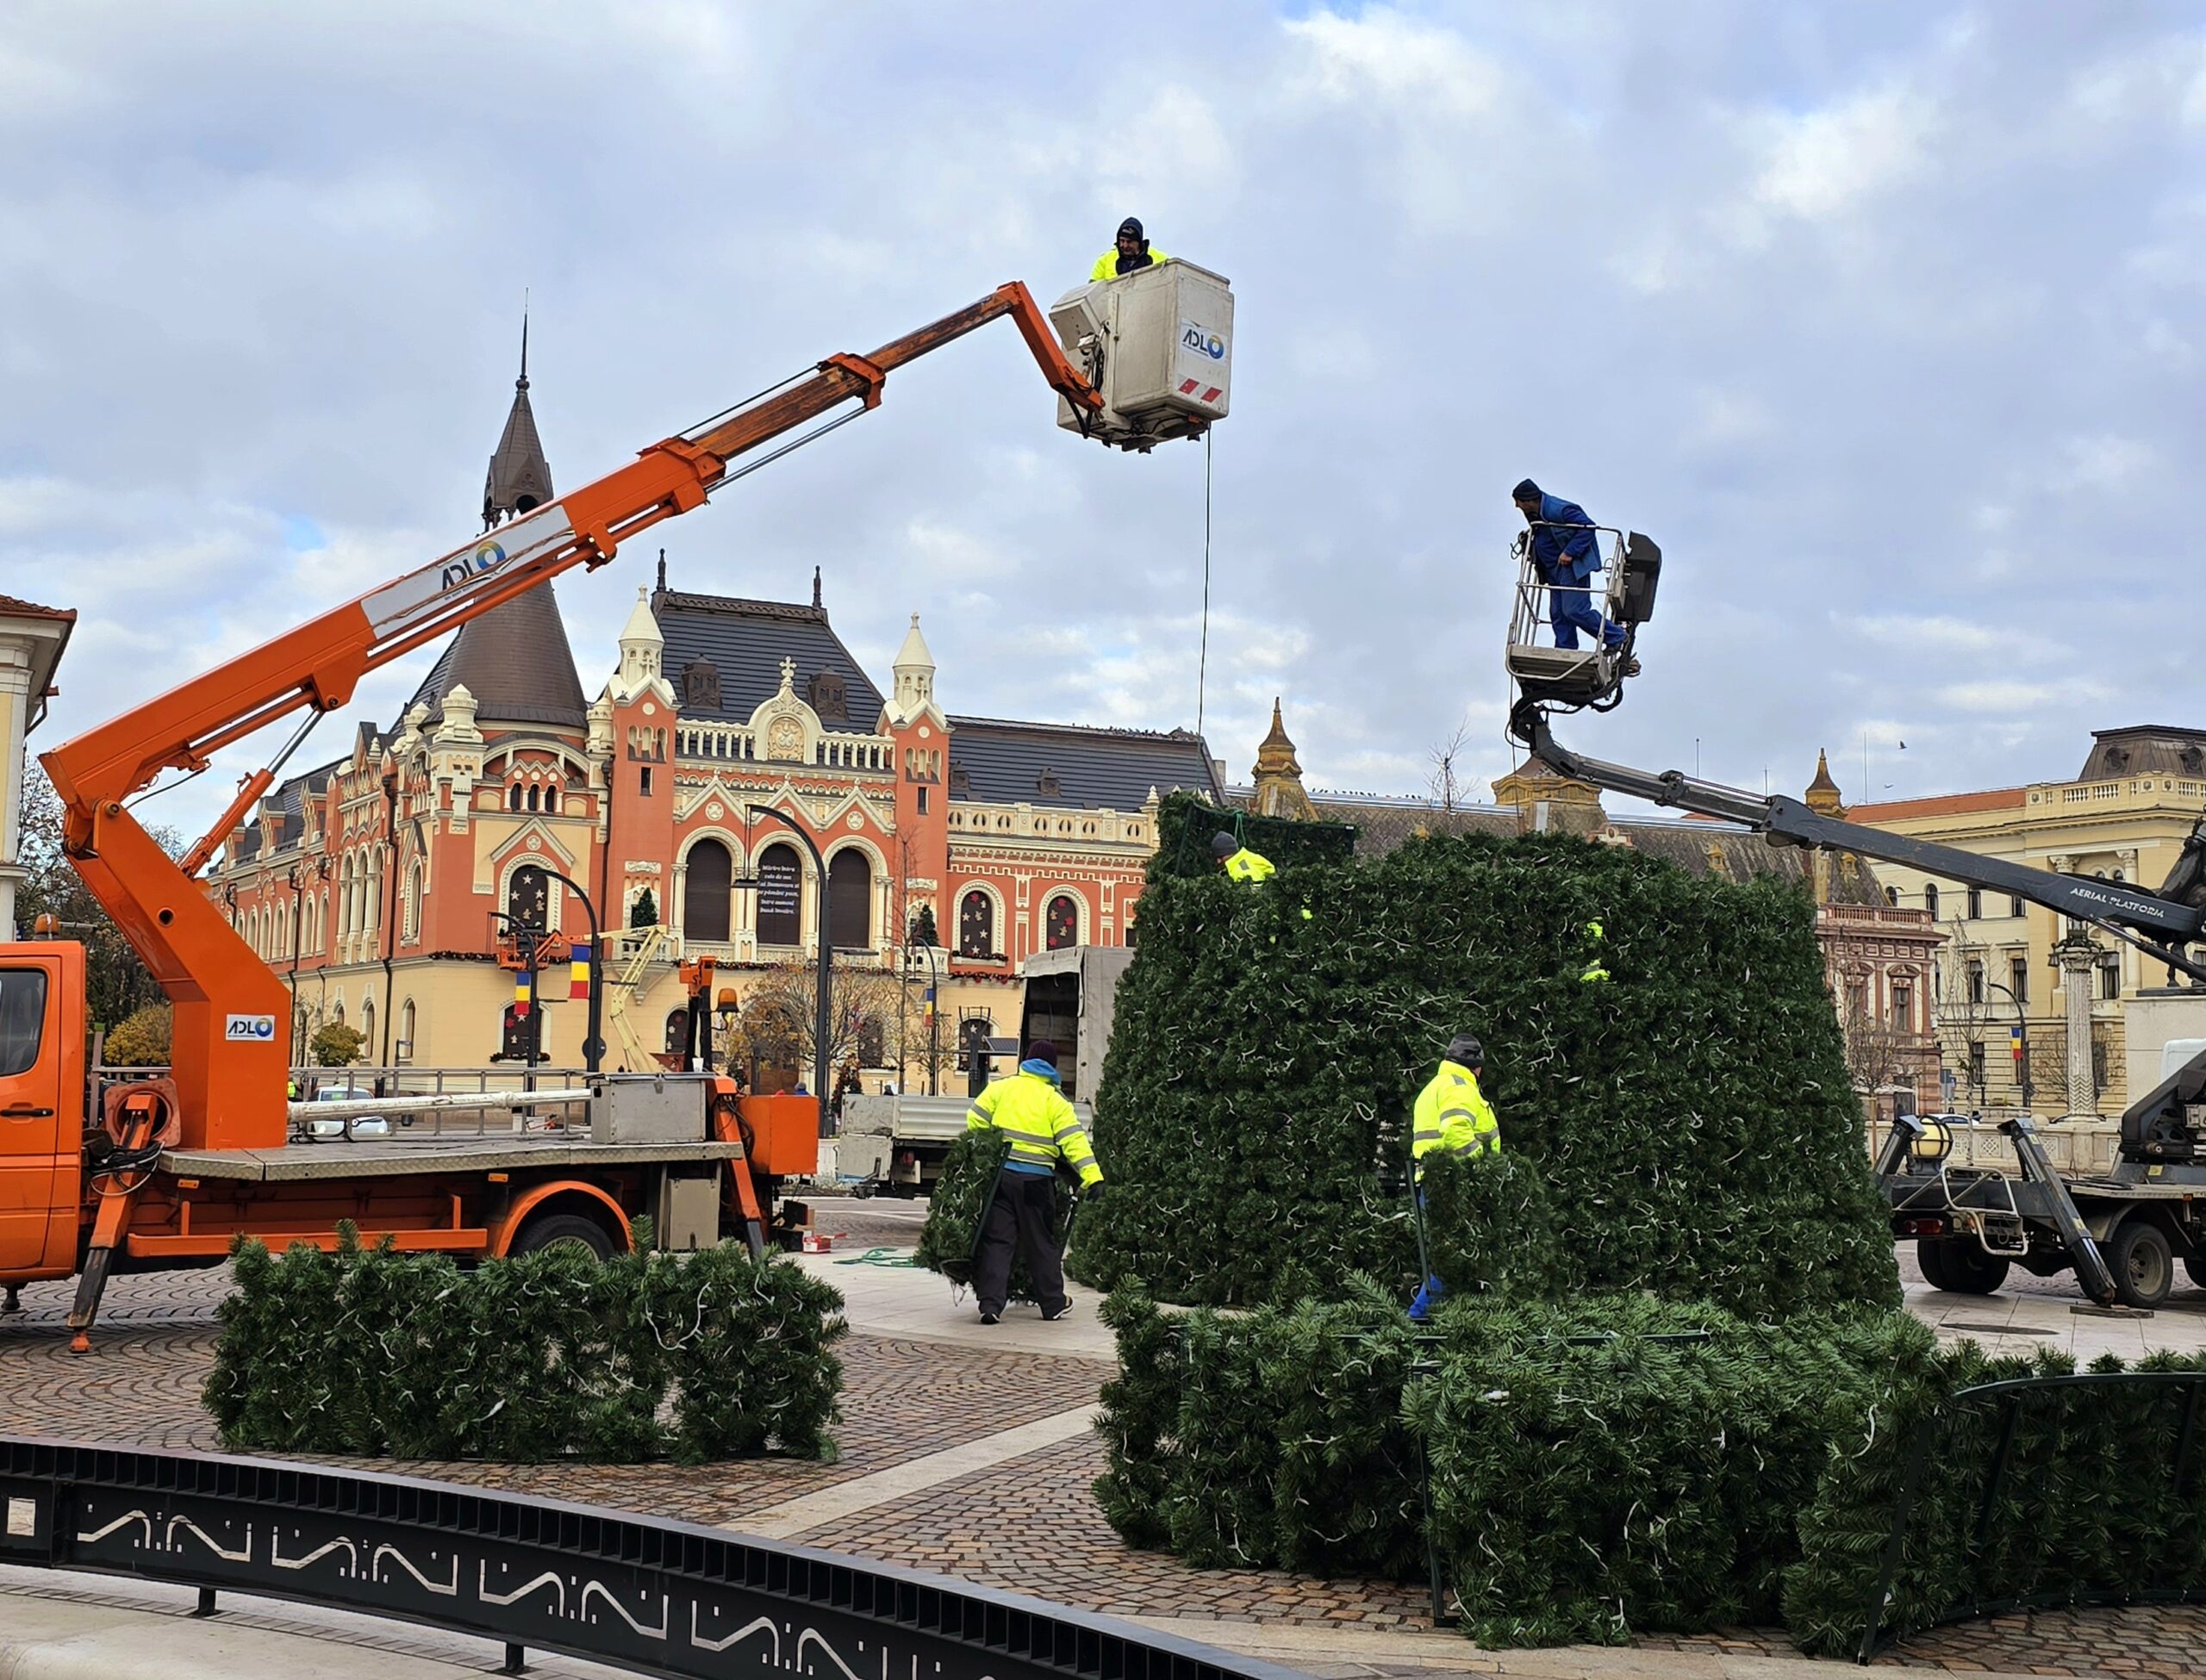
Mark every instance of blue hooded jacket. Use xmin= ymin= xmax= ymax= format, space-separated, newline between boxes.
xmin=1527 ymin=492 xmax=1601 ymax=584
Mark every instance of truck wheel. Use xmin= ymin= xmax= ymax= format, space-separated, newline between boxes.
xmin=1938 ymin=1244 xmax=2010 ymax=1296
xmin=1916 ymin=1238 xmax=1952 ymax=1290
xmin=2109 ymin=1220 xmax=2174 ymax=1310
xmin=510 ymin=1212 xmax=619 ymax=1262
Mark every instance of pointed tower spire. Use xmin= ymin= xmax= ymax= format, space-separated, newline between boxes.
xmin=483 ymin=306 xmax=553 ymax=530
xmin=1250 ymin=698 xmax=1316 ymax=820
xmin=1805 ymin=748 xmax=1847 ymax=818
xmin=812 ymin=565 xmax=823 ymax=609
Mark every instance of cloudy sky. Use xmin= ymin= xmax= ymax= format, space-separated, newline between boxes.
xmin=4 ymin=2 xmax=2201 ymax=842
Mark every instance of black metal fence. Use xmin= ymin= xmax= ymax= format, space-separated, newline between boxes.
xmin=1858 ymin=1370 xmax=2206 ymax=1661
xmin=0 ymin=1437 xmax=1302 ymax=1680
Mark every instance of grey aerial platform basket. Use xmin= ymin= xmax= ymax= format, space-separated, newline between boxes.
xmin=1504 ymin=523 xmax=1662 ymax=712
xmin=1049 ymin=260 xmax=1233 ymax=451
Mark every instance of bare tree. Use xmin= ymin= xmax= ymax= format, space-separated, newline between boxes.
xmin=1428 ymin=718 xmax=1479 ymax=813
xmin=1835 ymin=979 xmax=1917 ymax=1100
xmin=738 ymin=959 xmax=905 ymax=1084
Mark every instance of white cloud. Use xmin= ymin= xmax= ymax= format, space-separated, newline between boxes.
xmin=1934 ymin=679 xmax=2113 ymax=714
xmin=1749 ymin=85 xmax=1937 ymax=221
xmin=1279 ymin=8 xmax=1508 ymax=123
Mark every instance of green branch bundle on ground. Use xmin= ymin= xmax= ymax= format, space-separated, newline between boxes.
xmin=1075 ymin=826 xmax=1898 ymax=1317
xmin=1097 ymin=1289 xmax=2206 ymax=1652
xmin=203 ymin=1224 xmax=845 ymax=1463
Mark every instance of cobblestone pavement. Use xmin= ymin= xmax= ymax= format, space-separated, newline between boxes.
xmin=7 ymin=1254 xmax=2205 ymax=1677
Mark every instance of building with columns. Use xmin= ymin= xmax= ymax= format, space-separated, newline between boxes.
xmin=204 ymin=348 xmax=1220 ymax=1083
xmin=0 ymin=594 xmax=75 ymax=939
xmin=1850 ymin=726 xmax=2206 ymax=1116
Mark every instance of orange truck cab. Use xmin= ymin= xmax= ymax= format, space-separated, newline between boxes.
xmin=0 ymin=941 xmax=84 ymax=1285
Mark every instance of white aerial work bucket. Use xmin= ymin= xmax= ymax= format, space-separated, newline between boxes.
xmin=1050 ymin=260 xmax=1233 ymax=452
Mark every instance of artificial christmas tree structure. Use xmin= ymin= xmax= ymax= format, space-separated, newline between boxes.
xmin=1077 ymin=825 xmax=1899 ymax=1316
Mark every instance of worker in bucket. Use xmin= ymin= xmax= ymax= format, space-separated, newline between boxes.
xmin=1408 ymin=1032 xmax=1502 ymax=1322
xmin=1091 ymin=217 xmax=1168 ymax=281
xmin=1512 ymin=479 xmax=1640 ymax=678
xmin=1212 ymin=831 xmax=1277 ymax=882
xmin=967 ymin=1037 xmax=1104 ymax=1325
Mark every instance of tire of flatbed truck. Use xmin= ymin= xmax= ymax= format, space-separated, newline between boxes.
xmin=1918 ymin=1238 xmax=2007 ymax=1295
xmin=509 ymin=1211 xmax=620 ymax=1261
xmin=2109 ymin=1217 xmax=2175 ymax=1310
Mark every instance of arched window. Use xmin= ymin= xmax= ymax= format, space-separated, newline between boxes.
xmin=958 ymin=890 xmax=995 ymax=958
xmin=856 ymin=1015 xmax=885 ymax=1067
xmin=362 ymin=999 xmax=376 ymax=1060
xmin=404 ymin=862 xmax=424 ymax=943
xmin=398 ymin=999 xmax=415 ymax=1064
xmin=756 ymin=843 xmax=802 ymax=947
xmin=508 ymin=783 xmax=524 ymax=812
xmin=683 ymin=838 xmax=733 ymax=943
xmin=665 ymin=1009 xmax=691 ymax=1055
xmin=526 ymin=784 xmax=540 ymax=812
xmin=826 ymin=849 xmax=871 ymax=950
xmin=1885 ymin=887 xmax=1898 ymax=907
xmin=1044 ymin=893 xmax=1079 ymax=951
xmin=1923 ymin=883 xmax=1940 ymax=920
xmin=544 ymin=785 xmax=559 ymax=814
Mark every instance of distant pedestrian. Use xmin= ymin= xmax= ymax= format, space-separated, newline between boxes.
xmin=966 ymin=1038 xmax=1103 ymax=1324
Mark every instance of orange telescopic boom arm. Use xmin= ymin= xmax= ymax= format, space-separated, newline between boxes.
xmin=39 ymin=283 xmax=1100 ymax=1151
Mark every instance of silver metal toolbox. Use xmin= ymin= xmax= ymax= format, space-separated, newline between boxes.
xmin=591 ymin=1073 xmax=710 ymax=1144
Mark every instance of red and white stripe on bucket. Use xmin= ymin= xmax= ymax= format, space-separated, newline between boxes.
xmin=1177 ymin=377 xmax=1225 ymax=403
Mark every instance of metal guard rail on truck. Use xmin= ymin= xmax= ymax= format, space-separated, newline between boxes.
xmin=0 ymin=1436 xmax=1300 ymax=1680
xmin=1856 ymin=1371 xmax=2206 ymax=1662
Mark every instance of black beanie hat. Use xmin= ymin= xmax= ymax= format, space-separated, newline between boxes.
xmin=1211 ymin=831 xmax=1238 ymax=857
xmin=1026 ymin=1038 xmax=1062 ymax=1065
xmin=1118 ymin=217 xmax=1144 ymax=240
xmin=1446 ymin=1033 xmax=1485 ymax=1067
xmin=1511 ymin=479 xmax=1541 ymax=501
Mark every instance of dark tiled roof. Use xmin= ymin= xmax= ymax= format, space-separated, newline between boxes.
xmin=2079 ymin=725 xmax=2206 ymax=781
xmin=404 ymin=582 xmax=588 ymax=730
xmin=233 ymin=759 xmax=344 ymax=868
xmin=949 ymin=716 xmax=1223 ymax=811
xmin=654 ymin=590 xmax=885 ymax=726
xmin=1302 ymin=797 xmax=1513 ymax=857
xmin=483 ymin=374 xmax=553 ymax=528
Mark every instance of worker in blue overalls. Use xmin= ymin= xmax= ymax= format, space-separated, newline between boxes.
xmin=1513 ymin=479 xmax=1639 ymax=677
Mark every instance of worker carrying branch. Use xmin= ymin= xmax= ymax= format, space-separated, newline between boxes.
xmin=1408 ymin=1033 xmax=1502 ymax=1322
xmin=966 ymin=1038 xmax=1104 ymax=1325
xmin=1512 ymin=479 xmax=1640 ymax=678
xmin=1212 ymin=831 xmax=1276 ymax=882
xmin=1091 ymin=217 xmax=1168 ymax=281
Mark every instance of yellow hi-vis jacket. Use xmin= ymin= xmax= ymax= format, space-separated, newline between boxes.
xmin=968 ymin=1070 xmax=1103 ymax=1186
xmin=1090 ymin=246 xmax=1169 ymax=282
xmin=1411 ymin=1059 xmax=1501 ymax=1181
xmin=1223 ymin=846 xmax=1276 ymax=883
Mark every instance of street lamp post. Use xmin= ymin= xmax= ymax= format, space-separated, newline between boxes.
xmin=1983 ymin=977 xmax=2035 ymax=1111
xmin=744 ymin=806 xmax=833 ymax=1140
xmin=508 ymin=863 xmax=608 ymax=1073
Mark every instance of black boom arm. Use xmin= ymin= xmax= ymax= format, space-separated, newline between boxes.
xmin=1510 ymin=702 xmax=2206 ymax=983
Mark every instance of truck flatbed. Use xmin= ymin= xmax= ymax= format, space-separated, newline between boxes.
xmin=162 ymin=1136 xmax=743 ymax=1184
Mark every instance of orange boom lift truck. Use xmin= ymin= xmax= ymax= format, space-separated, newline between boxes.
xmin=2 ymin=266 xmax=1235 ymax=1348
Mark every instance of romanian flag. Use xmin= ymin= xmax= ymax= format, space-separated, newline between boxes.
xmin=568 ymin=940 xmax=592 ymax=1002
xmin=514 ymin=976 xmax=533 ymax=1020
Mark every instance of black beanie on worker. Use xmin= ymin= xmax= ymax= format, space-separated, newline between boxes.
xmin=1026 ymin=1039 xmax=1062 ymax=1065
xmin=1118 ymin=217 xmax=1144 ymax=240
xmin=1511 ymin=479 xmax=1541 ymax=502
xmin=1446 ymin=1033 xmax=1485 ymax=1068
xmin=1211 ymin=831 xmax=1237 ymax=858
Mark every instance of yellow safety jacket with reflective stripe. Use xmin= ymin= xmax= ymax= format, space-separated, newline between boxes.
xmin=1090 ymin=246 xmax=1169 ymax=282
xmin=1223 ymin=847 xmax=1276 ymax=882
xmin=1411 ymin=1060 xmax=1500 ymax=1180
xmin=967 ymin=1071 xmax=1102 ymax=1185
